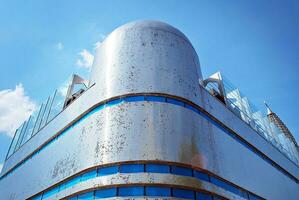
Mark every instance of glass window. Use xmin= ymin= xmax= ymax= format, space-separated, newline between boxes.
xmin=81 ymin=170 xmax=97 ymax=181
xmin=42 ymin=186 xmax=59 ymax=199
xmin=145 ymin=96 xmax=166 ymax=102
xmin=210 ymin=177 xmax=244 ymax=197
xmin=107 ymin=98 xmax=123 ymax=106
xmin=78 ymin=192 xmax=94 ymax=200
xmin=193 ymin=170 xmax=210 ymax=182
xmin=196 ymin=192 xmax=213 ymax=200
xmin=68 ymin=197 xmax=77 ymax=200
xmin=64 ymin=176 xmax=81 ymax=189
xmin=31 ymin=194 xmax=42 ymax=200
xmin=124 ymin=96 xmax=145 ymax=102
xmin=145 ymin=186 xmax=171 ymax=197
xmin=145 ymin=164 xmax=170 ymax=173
xmin=95 ymin=188 xmax=117 ymax=199
xmin=172 ymin=166 xmax=193 ymax=176
xmin=172 ymin=188 xmax=195 ymax=199
xmin=118 ymin=186 xmax=144 ymax=196
xmin=249 ymin=193 xmax=261 ymax=200
xmin=120 ymin=164 xmax=144 ymax=173
xmin=166 ymin=98 xmax=184 ymax=106
xmin=98 ymin=165 xmax=118 ymax=176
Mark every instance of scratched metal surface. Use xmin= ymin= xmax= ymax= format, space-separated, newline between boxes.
xmin=0 ymin=21 xmax=298 ymax=200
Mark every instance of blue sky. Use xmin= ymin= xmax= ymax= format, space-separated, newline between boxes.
xmin=0 ymin=0 xmax=298 ymax=170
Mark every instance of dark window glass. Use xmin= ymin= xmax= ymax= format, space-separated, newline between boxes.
xmin=145 ymin=186 xmax=171 ymax=197
xmin=145 ymin=164 xmax=170 ymax=173
xmin=95 ymin=188 xmax=117 ymax=199
xmin=249 ymin=193 xmax=261 ymax=200
xmin=98 ymin=165 xmax=118 ymax=176
xmin=210 ymin=177 xmax=244 ymax=197
xmin=68 ymin=197 xmax=77 ymax=200
xmin=172 ymin=166 xmax=193 ymax=176
xmin=193 ymin=170 xmax=210 ymax=182
xmin=172 ymin=188 xmax=195 ymax=199
xmin=120 ymin=164 xmax=144 ymax=173
xmin=77 ymin=191 xmax=94 ymax=200
xmin=118 ymin=186 xmax=144 ymax=196
xmin=166 ymin=98 xmax=184 ymax=106
xmin=81 ymin=169 xmax=97 ymax=181
xmin=196 ymin=192 xmax=213 ymax=200
xmin=32 ymin=194 xmax=42 ymax=200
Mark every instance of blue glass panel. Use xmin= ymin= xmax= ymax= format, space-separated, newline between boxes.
xmin=210 ymin=177 xmax=243 ymax=197
xmin=145 ymin=96 xmax=166 ymax=102
xmin=94 ymin=188 xmax=117 ymax=199
xmin=196 ymin=192 xmax=212 ymax=200
xmin=124 ymin=96 xmax=145 ymax=102
xmin=172 ymin=188 xmax=195 ymax=199
xmin=145 ymin=164 xmax=170 ymax=173
xmin=106 ymin=98 xmax=123 ymax=106
xmin=31 ymin=194 xmax=42 ymax=200
xmin=193 ymin=170 xmax=209 ymax=182
xmin=185 ymin=104 xmax=200 ymax=113
xmin=42 ymin=186 xmax=59 ymax=199
xmin=68 ymin=197 xmax=77 ymax=200
xmin=81 ymin=169 xmax=97 ymax=181
xmin=120 ymin=164 xmax=144 ymax=173
xmin=145 ymin=186 xmax=171 ymax=197
xmin=78 ymin=191 xmax=94 ymax=200
xmin=118 ymin=186 xmax=144 ymax=196
xmin=172 ymin=166 xmax=193 ymax=176
xmin=64 ymin=176 xmax=81 ymax=189
xmin=98 ymin=165 xmax=118 ymax=176
xmin=249 ymin=193 xmax=261 ymax=200
xmin=166 ymin=98 xmax=185 ymax=107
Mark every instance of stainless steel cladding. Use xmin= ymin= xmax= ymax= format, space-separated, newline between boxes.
xmin=0 ymin=21 xmax=298 ymax=200
xmin=90 ymin=20 xmax=202 ymax=103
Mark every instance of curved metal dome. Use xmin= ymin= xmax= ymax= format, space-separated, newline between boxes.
xmin=90 ymin=20 xmax=202 ymax=104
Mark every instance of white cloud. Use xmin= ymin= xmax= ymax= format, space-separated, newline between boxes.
xmin=55 ymin=42 xmax=64 ymax=50
xmin=0 ymin=84 xmax=37 ymax=137
xmin=76 ymin=49 xmax=94 ymax=70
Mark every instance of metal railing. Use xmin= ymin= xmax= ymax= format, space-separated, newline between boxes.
xmin=204 ymin=78 xmax=299 ymax=167
xmin=5 ymin=89 xmax=66 ymax=160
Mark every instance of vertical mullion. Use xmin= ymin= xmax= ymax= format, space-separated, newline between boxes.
xmin=19 ymin=116 xmax=31 ymax=145
xmin=31 ymin=103 xmax=43 ymax=137
xmin=5 ymin=129 xmax=18 ymax=159
xmin=14 ymin=122 xmax=25 ymax=151
xmin=45 ymin=90 xmax=57 ymax=123
xmin=38 ymin=96 xmax=50 ymax=130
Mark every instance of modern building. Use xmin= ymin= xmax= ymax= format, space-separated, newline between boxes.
xmin=0 ymin=20 xmax=298 ymax=200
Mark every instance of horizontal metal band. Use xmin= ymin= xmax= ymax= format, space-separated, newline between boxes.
xmin=1 ymin=93 xmax=298 ymax=185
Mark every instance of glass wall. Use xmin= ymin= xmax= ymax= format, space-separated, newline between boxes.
xmin=6 ymin=89 xmax=66 ymax=159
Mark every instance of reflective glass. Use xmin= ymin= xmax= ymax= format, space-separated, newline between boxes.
xmin=145 ymin=164 xmax=170 ymax=173
xmin=210 ymin=177 xmax=243 ymax=197
xmin=42 ymin=186 xmax=59 ymax=199
xmin=81 ymin=169 xmax=97 ymax=181
xmin=172 ymin=166 xmax=193 ymax=176
xmin=196 ymin=192 xmax=212 ymax=200
xmin=193 ymin=170 xmax=210 ymax=182
xmin=118 ymin=186 xmax=144 ymax=196
xmin=78 ymin=192 xmax=94 ymax=200
xmin=172 ymin=188 xmax=195 ymax=199
xmin=120 ymin=164 xmax=144 ymax=173
xmin=94 ymin=188 xmax=117 ymax=199
xmin=145 ymin=186 xmax=171 ymax=197
xmin=98 ymin=165 xmax=118 ymax=176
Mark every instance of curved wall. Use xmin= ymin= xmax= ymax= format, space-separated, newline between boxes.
xmin=0 ymin=21 xmax=298 ymax=200
xmin=90 ymin=20 xmax=202 ymax=104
